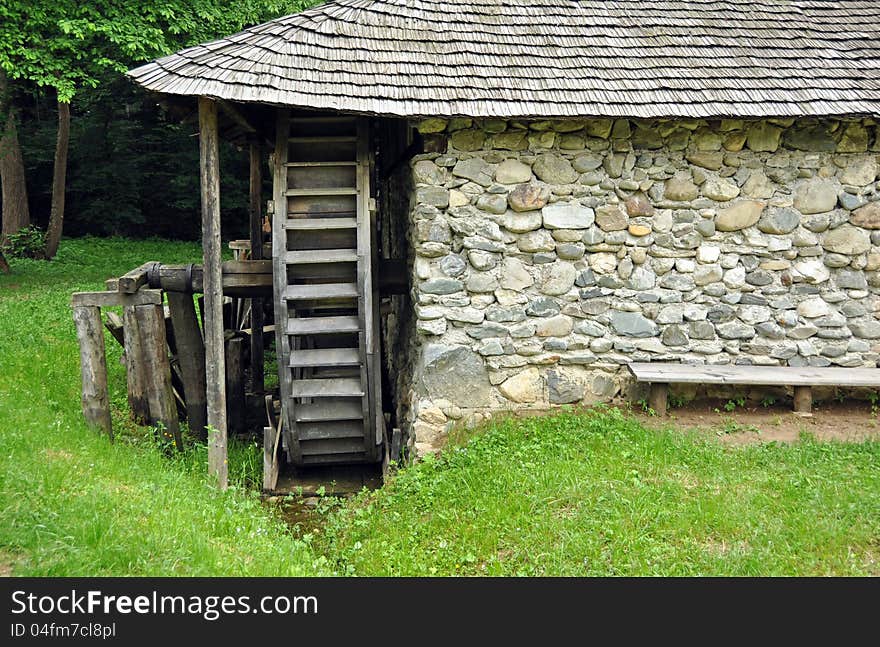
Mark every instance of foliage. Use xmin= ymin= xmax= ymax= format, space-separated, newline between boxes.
xmin=0 ymin=1 xmax=320 ymax=101
xmin=1 ymin=225 xmax=46 ymax=258
xmin=2 ymin=1 xmax=324 ymax=241
xmin=17 ymin=77 xmax=258 ymax=240
xmin=318 ymin=407 xmax=880 ymax=576
xmin=668 ymin=393 xmax=689 ymax=409
xmin=715 ymin=418 xmax=761 ymax=436
xmin=0 ymin=238 xmax=329 ymax=575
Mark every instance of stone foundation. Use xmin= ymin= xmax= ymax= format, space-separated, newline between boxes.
xmin=405 ymin=116 xmax=880 ymax=454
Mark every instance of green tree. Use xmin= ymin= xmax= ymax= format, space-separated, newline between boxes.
xmin=0 ymin=0 xmax=315 ymax=258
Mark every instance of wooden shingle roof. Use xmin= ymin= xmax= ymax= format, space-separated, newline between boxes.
xmin=128 ymin=0 xmax=880 ymax=119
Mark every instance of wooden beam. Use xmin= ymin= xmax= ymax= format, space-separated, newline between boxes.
xmin=199 ymin=96 xmax=228 ymax=489
xmin=249 ymin=141 xmax=265 ymax=395
xmin=71 ymin=289 xmax=162 ymax=308
xmin=167 ymin=291 xmax=208 ymax=440
xmin=117 ymin=262 xmax=157 ymax=294
xmin=219 ymin=100 xmax=257 ymax=134
xmin=103 ymin=311 xmax=125 ymax=348
xmin=135 ymin=304 xmax=182 ymax=451
xmin=226 ymin=337 xmax=246 ymax=435
xmin=122 ymin=305 xmax=150 ymax=424
xmin=72 ymin=305 xmax=113 ymax=439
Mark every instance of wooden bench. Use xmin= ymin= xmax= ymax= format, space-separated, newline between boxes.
xmin=627 ymin=363 xmax=880 ymax=416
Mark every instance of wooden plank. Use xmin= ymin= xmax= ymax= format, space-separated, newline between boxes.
xmin=289 ymin=136 xmax=356 ymax=144
xmin=300 ymin=452 xmax=368 ymax=465
xmin=72 ymin=289 xmax=162 ymax=308
xmin=627 ymin=363 xmax=880 ymax=387
xmin=285 ymin=187 xmax=358 ymax=197
xmin=291 ymin=377 xmax=364 ymax=398
xmin=226 ymin=337 xmax=246 ymax=435
xmin=283 ymin=282 xmax=358 ymax=300
xmin=283 ymin=217 xmax=357 ymax=230
xmin=72 ymin=305 xmax=113 ymax=439
xmin=287 ymin=315 xmax=360 ymax=335
xmin=294 ymin=400 xmax=363 ymax=422
xmin=285 ymin=248 xmax=357 ymax=264
xmin=118 ymin=262 xmax=157 ymax=294
xmin=122 ymin=305 xmax=150 ymax=425
xmin=297 ymin=420 xmax=365 ymax=441
xmin=272 ymin=107 xmax=297 ymax=466
xmin=289 ymin=347 xmax=360 ymax=368
xmin=299 ymin=437 xmax=366 ymax=456
xmin=287 ymin=165 xmax=357 ymax=190
xmin=103 ymin=311 xmax=125 ymax=348
xmin=249 ymin=142 xmax=265 ymax=396
xmin=287 ymin=193 xmax=356 ymax=218
xmin=358 ymin=117 xmax=383 ymax=457
xmin=285 ymin=161 xmax=357 ymax=167
xmin=288 ymin=262 xmax=356 ymax=282
xmin=262 ymin=426 xmax=279 ymax=492
xmin=135 ymin=304 xmax=182 ymax=451
xmin=167 ymin=291 xmax=207 ymax=440
xmin=199 ymin=96 xmax=227 ymax=488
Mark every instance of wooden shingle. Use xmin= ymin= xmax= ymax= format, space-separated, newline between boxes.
xmin=128 ymin=0 xmax=880 ymax=118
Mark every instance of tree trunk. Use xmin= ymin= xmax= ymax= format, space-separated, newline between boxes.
xmin=0 ymin=69 xmax=30 ymax=243
xmin=44 ymin=99 xmax=70 ymax=260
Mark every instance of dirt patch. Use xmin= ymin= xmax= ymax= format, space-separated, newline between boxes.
xmin=636 ymin=399 xmax=880 ymax=445
xmin=44 ymin=448 xmax=74 ymax=461
xmin=0 ymin=550 xmax=19 ymax=577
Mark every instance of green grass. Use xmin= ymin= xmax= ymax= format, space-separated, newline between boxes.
xmin=2 ymin=237 xmax=878 ymax=576
xmin=318 ymin=407 xmax=880 ymax=576
xmin=0 ymin=237 xmax=328 ymax=576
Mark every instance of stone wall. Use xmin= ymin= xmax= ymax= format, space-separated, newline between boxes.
xmin=405 ymin=116 xmax=880 ymax=455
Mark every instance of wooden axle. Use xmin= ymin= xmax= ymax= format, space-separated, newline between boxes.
xmin=110 ymin=259 xmax=406 ymax=299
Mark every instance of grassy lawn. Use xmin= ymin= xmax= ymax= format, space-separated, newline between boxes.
xmin=1 ymin=237 xmax=878 ymax=576
xmin=318 ymin=408 xmax=880 ymax=576
xmin=0 ymin=238 xmax=328 ymax=576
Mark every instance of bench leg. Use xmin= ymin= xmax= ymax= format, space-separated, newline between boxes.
xmin=649 ymin=383 xmax=668 ymax=416
xmin=793 ymin=386 xmax=812 ymax=414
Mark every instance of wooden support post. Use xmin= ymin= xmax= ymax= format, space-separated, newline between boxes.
xmin=248 ymin=141 xmax=265 ymax=395
xmin=167 ymin=291 xmax=208 ymax=440
xmin=263 ymin=426 xmax=279 ymax=492
xmin=122 ymin=305 xmax=150 ymax=424
xmin=793 ymin=386 xmax=812 ymax=415
xmin=199 ymin=96 xmax=228 ymax=489
xmin=103 ymin=311 xmax=125 ymax=347
xmin=226 ymin=337 xmax=246 ymax=435
xmin=72 ymin=305 xmax=113 ymax=439
xmin=648 ymin=382 xmax=668 ymax=416
xmin=135 ymin=304 xmax=183 ymax=451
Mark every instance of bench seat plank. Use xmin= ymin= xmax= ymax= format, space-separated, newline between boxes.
xmin=627 ymin=363 xmax=880 ymax=388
